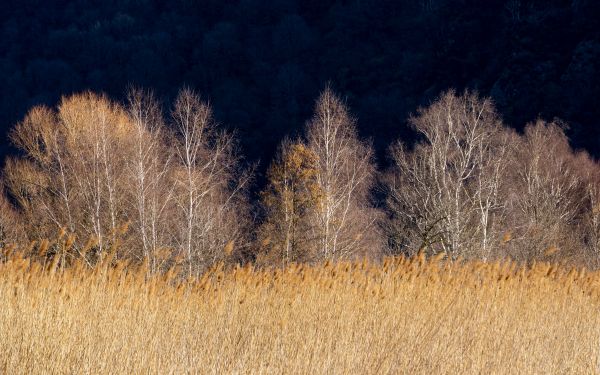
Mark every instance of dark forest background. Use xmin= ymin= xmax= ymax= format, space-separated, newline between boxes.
xmin=1 ymin=0 xmax=599 ymax=165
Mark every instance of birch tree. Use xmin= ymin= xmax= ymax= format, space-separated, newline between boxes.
xmin=576 ymin=152 xmax=600 ymax=267
xmin=126 ymin=89 xmax=176 ymax=269
xmin=58 ymin=93 xmax=131 ymax=255
xmin=386 ymin=90 xmax=511 ymax=259
xmin=171 ymin=88 xmax=250 ymax=276
xmin=505 ymin=120 xmax=588 ymax=261
xmin=305 ymin=88 xmax=382 ymax=260
xmin=3 ymin=93 xmax=132 ymax=262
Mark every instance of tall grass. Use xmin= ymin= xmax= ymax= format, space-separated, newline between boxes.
xmin=1 ymin=248 xmax=599 ymax=374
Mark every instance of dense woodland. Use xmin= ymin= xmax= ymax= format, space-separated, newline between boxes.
xmin=1 ymin=88 xmax=600 ymax=274
xmin=1 ymin=0 xmax=600 ymax=165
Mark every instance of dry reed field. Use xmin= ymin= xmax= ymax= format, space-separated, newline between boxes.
xmin=1 ymin=250 xmax=600 ymax=374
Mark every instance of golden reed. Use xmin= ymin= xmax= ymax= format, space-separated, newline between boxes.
xmin=1 ymin=243 xmax=599 ymax=374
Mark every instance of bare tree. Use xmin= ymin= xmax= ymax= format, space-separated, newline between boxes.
xmin=126 ymin=89 xmax=176 ymax=269
xmin=386 ymin=90 xmax=511 ymax=259
xmin=0 ymin=186 xmax=24 ymax=247
xmin=58 ymin=93 xmax=131 ymax=255
xmin=171 ymin=88 xmax=250 ymax=276
xmin=6 ymin=105 xmax=75 ymax=238
xmin=3 ymin=93 xmax=132 ymax=263
xmin=471 ymin=123 xmax=515 ymax=260
xmin=305 ymin=88 xmax=382 ymax=260
xmin=505 ymin=120 xmax=588 ymax=262
xmin=3 ymin=89 xmax=251 ymax=272
xmin=572 ymin=151 xmax=600 ymax=267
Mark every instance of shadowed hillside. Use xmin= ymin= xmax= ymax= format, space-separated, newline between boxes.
xmin=1 ymin=0 xmax=600 ymax=165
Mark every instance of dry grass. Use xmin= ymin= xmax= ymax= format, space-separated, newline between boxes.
xmin=1 ymin=250 xmax=600 ymax=374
